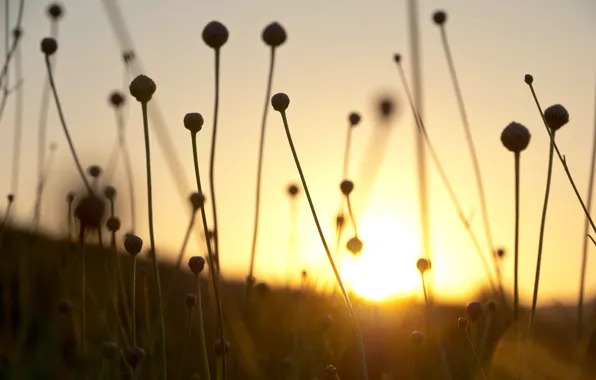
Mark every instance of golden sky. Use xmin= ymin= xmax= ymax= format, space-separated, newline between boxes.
xmin=1 ymin=0 xmax=595 ymax=304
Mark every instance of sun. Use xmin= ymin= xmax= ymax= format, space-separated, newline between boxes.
xmin=339 ymin=210 xmax=423 ymax=301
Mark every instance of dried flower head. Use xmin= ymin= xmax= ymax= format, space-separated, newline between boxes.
xmin=189 ymin=192 xmax=205 ymax=211
xmin=544 ymin=104 xmax=569 ymax=131
xmin=501 ymin=122 xmax=531 ymax=153
xmin=101 ymin=342 xmax=118 ymax=359
xmin=348 ymin=112 xmax=361 ymax=127
xmin=487 ymin=300 xmax=497 ymax=313
xmin=125 ymin=346 xmax=146 ymax=370
xmin=301 ymin=270 xmax=308 ymax=281
xmin=271 ymin=93 xmax=290 ymax=112
xmin=336 ymin=213 xmax=345 ymax=229
xmin=340 ymin=180 xmax=354 ymax=196
xmin=58 ymin=298 xmax=72 ymax=314
xmin=106 ymin=217 xmax=121 ymax=232
xmin=262 ymin=22 xmax=287 ymax=47
xmin=416 ymin=257 xmax=431 ymax=273
xmin=287 ymin=183 xmax=299 ymax=197
xmin=524 ymin=74 xmax=534 ymax=85
xmin=433 ymin=10 xmax=447 ymax=25
xmin=411 ymin=330 xmax=425 ymax=348
xmin=202 ymin=21 xmax=229 ymax=49
xmin=41 ymin=37 xmax=58 ymax=56
xmin=103 ymin=186 xmax=116 ymax=201
xmin=186 ymin=293 xmax=197 ymax=308
xmin=346 ymin=236 xmax=363 ymax=254
xmin=67 ymin=191 xmax=75 ymax=203
xmin=496 ymin=247 xmax=505 ymax=258
xmin=457 ymin=316 xmax=469 ymax=329
xmin=109 ymin=91 xmax=125 ymax=108
xmin=466 ymin=301 xmax=484 ymax=323
xmin=87 ymin=165 xmax=102 ymax=179
xmin=184 ymin=112 xmax=204 ymax=134
xmin=188 ymin=256 xmax=206 ymax=275
xmin=393 ymin=53 xmax=401 ymax=63
xmin=47 ymin=3 xmax=64 ymax=21
xmin=7 ymin=194 xmax=14 ymax=203
xmin=129 ymin=74 xmax=156 ymax=103
xmin=124 ymin=234 xmax=143 ymax=256
xmin=214 ymin=338 xmax=230 ymax=356
xmin=75 ymin=194 xmax=105 ymax=229
xmin=378 ymin=97 xmax=395 ymax=120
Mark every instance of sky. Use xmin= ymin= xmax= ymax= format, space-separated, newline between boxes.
xmin=0 ymin=0 xmax=595 ymax=305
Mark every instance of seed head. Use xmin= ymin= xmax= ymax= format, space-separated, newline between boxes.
xmin=393 ymin=53 xmax=401 ymax=63
xmin=378 ymin=97 xmax=395 ymax=120
xmin=214 ymin=338 xmax=230 ymax=356
xmin=340 ymin=180 xmax=354 ymax=196
xmin=544 ymin=104 xmax=569 ymax=131
xmin=129 ymin=74 xmax=156 ymax=103
xmin=67 ymin=192 xmax=75 ymax=203
xmin=189 ymin=192 xmax=205 ymax=211
xmin=246 ymin=275 xmax=256 ymax=287
xmin=501 ymin=122 xmax=531 ymax=153
xmin=524 ymin=74 xmax=534 ymax=85
xmin=416 ymin=257 xmax=431 ymax=273
xmin=109 ymin=91 xmax=125 ymax=108
xmin=348 ymin=112 xmax=361 ymax=127
xmin=12 ymin=28 xmax=22 ymax=40
xmin=202 ymin=21 xmax=229 ymax=49
xmin=301 ymin=270 xmax=307 ymax=281
xmin=256 ymin=282 xmax=271 ymax=297
xmin=262 ymin=22 xmax=287 ymax=47
xmin=184 ymin=112 xmax=204 ymax=134
xmin=75 ymin=194 xmax=105 ymax=229
xmin=487 ymin=300 xmax=497 ymax=313
xmin=123 ymin=50 xmax=135 ymax=64
xmin=496 ymin=247 xmax=505 ymax=258
xmin=336 ymin=213 xmax=345 ymax=229
xmin=87 ymin=165 xmax=102 ymax=179
xmin=41 ymin=37 xmax=58 ymax=56
xmin=47 ymin=3 xmax=64 ymax=21
xmin=457 ymin=316 xmax=469 ymax=329
xmin=324 ymin=365 xmax=338 ymax=377
xmin=346 ymin=236 xmax=363 ymax=255
xmin=58 ymin=298 xmax=72 ymax=314
xmin=101 ymin=342 xmax=118 ymax=359
xmin=411 ymin=330 xmax=425 ymax=348
xmin=186 ymin=293 xmax=197 ymax=308
xmin=188 ymin=256 xmax=206 ymax=275
xmin=433 ymin=10 xmax=447 ymax=25
xmin=7 ymin=194 xmax=14 ymax=203
xmin=466 ymin=301 xmax=484 ymax=323
xmin=287 ymin=183 xmax=299 ymax=197
xmin=124 ymin=234 xmax=143 ymax=256
xmin=104 ymin=186 xmax=117 ymax=201
xmin=125 ymin=346 xmax=146 ymax=370
xmin=106 ymin=217 xmax=121 ymax=233
xmin=271 ymin=93 xmax=290 ymax=112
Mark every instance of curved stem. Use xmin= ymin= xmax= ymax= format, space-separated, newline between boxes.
xmin=45 ymin=55 xmax=91 ymax=193
xmin=248 ymin=47 xmax=276 ymax=288
xmin=195 ymin=276 xmax=210 ymax=380
xmin=209 ymin=48 xmax=222 ymax=275
xmin=345 ymin=194 xmax=359 ymax=237
xmin=464 ymin=329 xmax=488 ymax=380
xmin=9 ymin=32 xmax=23 ymax=196
xmin=278 ymin=110 xmax=368 ymax=379
xmin=0 ymin=0 xmax=23 ymax=90
xmin=191 ymin=132 xmax=227 ymax=379
xmin=140 ymin=101 xmax=167 ymax=377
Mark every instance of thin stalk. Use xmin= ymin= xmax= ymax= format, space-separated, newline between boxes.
xmin=438 ymin=24 xmax=496 ymax=281
xmin=578 ymin=80 xmax=596 ymax=340
xmin=79 ymin=226 xmax=87 ymax=355
xmin=286 ymin=196 xmax=298 ymax=287
xmin=45 ymin=55 xmax=91 ymax=193
xmin=195 ymin=276 xmax=210 ymax=380
xmin=9 ymin=39 xmax=22 ymax=195
xmin=0 ymin=0 xmax=23 ymax=91
xmin=345 ymin=194 xmax=359 ymax=237
xmin=419 ymin=273 xmax=429 ymax=305
xmin=278 ymin=109 xmax=368 ymax=379
xmin=131 ymin=255 xmax=137 ymax=346
xmin=513 ymin=152 xmax=521 ymax=323
xmin=140 ymin=101 xmax=167 ymax=377
xmin=528 ymin=132 xmax=556 ymax=342
xmin=180 ymin=305 xmax=194 ymax=380
xmin=464 ymin=329 xmax=488 ymax=380
xmin=191 ymin=131 xmax=227 ymax=379
xmin=209 ymin=48 xmax=222 ymax=275
xmin=248 ymin=46 xmax=277 ymax=292
xmin=116 ymin=107 xmax=136 ymax=232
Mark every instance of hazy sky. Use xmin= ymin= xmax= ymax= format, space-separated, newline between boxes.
xmin=1 ymin=0 xmax=595 ymax=304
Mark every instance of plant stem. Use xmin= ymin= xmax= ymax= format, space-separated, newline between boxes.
xmin=513 ymin=152 xmax=521 ymax=323
xmin=116 ymin=107 xmax=136 ymax=233
xmin=180 ymin=305 xmax=194 ymax=380
xmin=196 ymin=276 xmax=210 ymax=380
xmin=248 ymin=46 xmax=276 ymax=293
xmin=464 ymin=329 xmax=488 ymax=380
xmin=140 ymin=101 xmax=167 ymax=378
xmin=131 ymin=255 xmax=136 ymax=346
xmin=209 ymin=48 xmax=222 ymax=275
xmin=345 ymin=194 xmax=359 ymax=237
xmin=10 ymin=21 xmax=23 ymax=197
xmin=278 ymin=110 xmax=368 ymax=380
xmin=79 ymin=226 xmax=87 ymax=355
xmin=191 ymin=131 xmax=227 ymax=379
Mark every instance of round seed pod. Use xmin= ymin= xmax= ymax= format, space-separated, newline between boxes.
xmin=101 ymin=342 xmax=118 ymax=359
xmin=433 ymin=10 xmax=447 ymax=25
xmin=348 ymin=112 xmax=361 ymax=127
xmin=188 ymin=256 xmax=206 ymax=275
xmin=129 ymin=74 xmax=156 ymax=103
xmin=202 ymin=21 xmax=229 ymax=49
xmin=336 ymin=213 xmax=345 ymax=229
xmin=7 ymin=194 xmax=14 ymax=203
xmin=393 ymin=53 xmax=401 ymax=63
xmin=411 ymin=330 xmax=425 ymax=348
xmin=487 ymin=300 xmax=497 ymax=313
xmin=346 ymin=236 xmax=363 ymax=254
xmin=109 ymin=91 xmax=125 ymax=108
xmin=324 ymin=365 xmax=337 ymax=377
xmin=186 ymin=293 xmax=197 ymax=308
xmin=457 ymin=316 xmax=469 ymax=329
xmin=262 ymin=22 xmax=287 ymax=47
xmin=524 ymin=74 xmax=534 ymax=85
xmin=184 ymin=112 xmax=204 ymax=134
xmin=67 ymin=191 xmax=75 ymax=204
xmin=378 ymin=97 xmax=395 ymax=120
xmin=496 ymin=248 xmax=505 ymax=258
xmin=125 ymin=346 xmax=145 ymax=370
xmin=41 ymin=37 xmax=58 ymax=56
xmin=189 ymin=192 xmax=205 ymax=211
xmin=416 ymin=258 xmax=431 ymax=273
xmin=340 ymin=180 xmax=354 ymax=196
xmin=104 ymin=186 xmax=116 ymax=201
xmin=466 ymin=301 xmax=484 ymax=323
xmin=213 ymin=338 xmax=230 ymax=356
xmin=58 ymin=298 xmax=72 ymax=315
xmin=106 ymin=217 xmax=121 ymax=233
xmin=287 ymin=184 xmax=299 ymax=197
xmin=75 ymin=194 xmax=105 ymax=229
xmin=87 ymin=165 xmax=102 ymax=179
xmin=255 ymin=282 xmax=271 ymax=297
xmin=301 ymin=270 xmax=307 ymax=281
xmin=271 ymin=93 xmax=290 ymax=112
xmin=544 ymin=104 xmax=569 ymax=131
xmin=124 ymin=234 xmax=143 ymax=256
xmin=501 ymin=122 xmax=531 ymax=153
xmin=47 ymin=3 xmax=64 ymax=21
